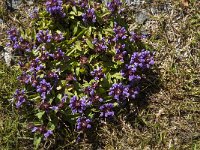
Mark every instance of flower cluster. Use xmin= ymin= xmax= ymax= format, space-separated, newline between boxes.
xmin=90 ymin=67 xmax=105 ymax=80
xmin=109 ymin=83 xmax=129 ymax=102
xmin=30 ymin=8 xmax=39 ymax=19
xmin=14 ymin=89 xmax=26 ymax=108
xmin=99 ymin=103 xmax=114 ymax=118
xmin=121 ymin=64 xmax=141 ymax=81
xmin=69 ymin=96 xmax=87 ymax=114
xmin=76 ymin=117 xmax=91 ymax=131
xmin=112 ymin=23 xmax=127 ymax=42
xmin=32 ymin=126 xmax=53 ymax=138
xmin=107 ymin=0 xmax=123 ymax=14
xmin=36 ymin=30 xmax=52 ymax=43
xmin=78 ymin=0 xmax=88 ymax=8
xmin=10 ymin=0 xmax=154 ymax=142
xmin=36 ymin=79 xmax=52 ymax=100
xmin=82 ymin=8 xmax=96 ymax=23
xmin=92 ymin=37 xmax=108 ymax=53
xmin=45 ymin=0 xmax=66 ymax=17
xmin=130 ymin=50 xmax=154 ymax=69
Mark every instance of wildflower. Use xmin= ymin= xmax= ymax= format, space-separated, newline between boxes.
xmin=90 ymin=67 xmax=105 ymax=80
xmin=121 ymin=64 xmax=141 ymax=81
xmin=14 ymin=89 xmax=26 ymax=108
xmin=17 ymin=72 xmax=31 ymax=84
xmin=128 ymin=86 xmax=140 ymax=99
xmin=99 ymin=103 xmax=114 ymax=118
xmin=31 ymin=127 xmax=38 ymax=132
xmin=69 ymin=96 xmax=86 ymax=114
xmin=107 ymin=0 xmax=123 ymax=14
xmin=7 ymin=28 xmax=19 ymax=42
xmin=50 ymin=48 xmax=65 ymax=60
xmin=109 ymin=83 xmax=129 ymax=101
xmin=53 ymin=32 xmax=64 ymax=42
xmin=36 ymin=30 xmax=52 ymax=43
xmin=92 ymin=37 xmax=108 ymax=53
xmin=76 ymin=117 xmax=91 ymax=131
xmin=130 ymin=50 xmax=154 ymax=69
xmin=36 ymin=79 xmax=52 ymax=100
xmin=87 ymin=94 xmax=103 ymax=105
xmin=29 ymin=58 xmax=44 ymax=73
xmin=78 ymin=0 xmax=88 ymax=8
xmin=30 ymin=7 xmax=39 ymax=19
xmin=45 ymin=0 xmax=66 ymax=17
xmin=113 ymin=23 xmax=127 ymax=42
xmin=44 ymin=130 xmax=53 ymax=138
xmin=82 ymin=8 xmax=96 ymax=23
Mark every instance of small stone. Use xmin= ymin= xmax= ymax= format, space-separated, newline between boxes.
xmin=135 ymin=9 xmax=149 ymax=24
xmin=3 ymin=47 xmax=12 ymax=66
xmin=0 ymin=18 xmax=3 ymax=23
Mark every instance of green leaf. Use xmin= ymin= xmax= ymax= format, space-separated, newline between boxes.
xmin=36 ymin=111 xmax=45 ymax=119
xmin=73 ymin=26 xmax=78 ymax=35
xmin=75 ymin=67 xmax=80 ymax=76
xmin=111 ymin=73 xmax=123 ymax=80
xmin=86 ymin=27 xmax=92 ymax=37
xmin=57 ymin=94 xmax=62 ymax=100
xmin=75 ymin=41 xmax=82 ymax=51
xmin=86 ymin=39 xmax=94 ymax=49
xmin=72 ymin=6 xmax=77 ymax=13
xmin=67 ymin=28 xmax=87 ymax=44
xmin=77 ymin=11 xmax=83 ymax=16
xmin=34 ymin=135 xmax=42 ymax=150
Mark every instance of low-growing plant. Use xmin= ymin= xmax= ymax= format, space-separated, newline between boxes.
xmin=7 ymin=0 xmax=154 ymax=148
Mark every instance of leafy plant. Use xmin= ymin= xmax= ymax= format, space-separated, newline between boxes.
xmin=7 ymin=0 xmax=154 ymax=148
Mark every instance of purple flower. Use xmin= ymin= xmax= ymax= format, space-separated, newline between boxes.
xmin=44 ymin=130 xmax=53 ymax=138
xmin=121 ymin=64 xmax=141 ymax=81
xmin=107 ymin=0 xmax=123 ymax=14
xmin=36 ymin=79 xmax=52 ymax=100
xmin=76 ymin=117 xmax=91 ymax=131
xmin=40 ymin=51 xmax=50 ymax=61
xmin=82 ymin=8 xmax=96 ymax=23
xmin=36 ymin=30 xmax=52 ymax=43
xmin=53 ymin=32 xmax=64 ymax=42
xmin=61 ymin=95 xmax=67 ymax=103
xmin=113 ymin=23 xmax=127 ymax=42
xmin=7 ymin=28 xmax=19 ymax=42
xmin=12 ymin=37 xmax=32 ymax=52
xmin=69 ymin=96 xmax=86 ymax=114
xmin=130 ymin=32 xmax=149 ymax=42
xmin=114 ymin=50 xmax=127 ymax=62
xmin=109 ymin=83 xmax=129 ymax=101
xmin=49 ymin=48 xmax=65 ymax=60
xmin=14 ymin=89 xmax=26 ymax=108
xmin=17 ymin=72 xmax=31 ymax=84
xmin=31 ymin=127 xmax=38 ymax=133
xmin=78 ymin=0 xmax=88 ymax=8
xmin=87 ymin=94 xmax=103 ymax=105
xmin=30 ymin=7 xmax=39 ymax=19
xmin=50 ymin=106 xmax=59 ymax=111
xmin=130 ymin=50 xmax=154 ymax=69
xmin=29 ymin=58 xmax=44 ymax=73
xmin=128 ymin=86 xmax=140 ymax=99
xmin=47 ymin=71 xmax=59 ymax=80
xmin=92 ymin=37 xmax=108 ymax=53
xmin=115 ymin=43 xmax=126 ymax=52
xmin=99 ymin=103 xmax=114 ymax=118
xmin=90 ymin=67 xmax=105 ymax=80
xmin=45 ymin=0 xmax=66 ymax=17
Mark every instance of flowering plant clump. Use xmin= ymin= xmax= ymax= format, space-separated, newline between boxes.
xmin=8 ymin=0 xmax=154 ymax=147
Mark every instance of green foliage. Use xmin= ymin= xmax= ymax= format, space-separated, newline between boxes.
xmin=8 ymin=0 xmax=153 ymax=148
